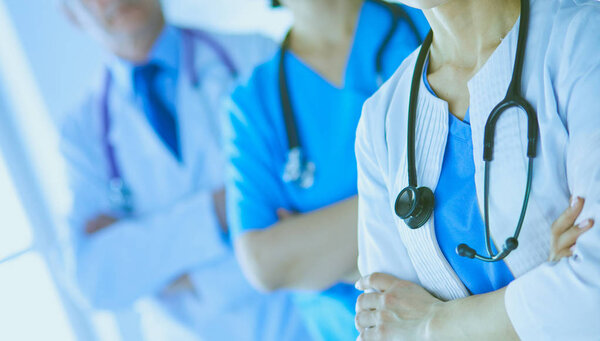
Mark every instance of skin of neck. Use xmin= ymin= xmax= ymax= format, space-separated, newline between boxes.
xmin=288 ymin=0 xmax=363 ymax=49
xmin=105 ymin=11 xmax=165 ymax=64
xmin=425 ymin=0 xmax=520 ymax=73
xmin=281 ymin=0 xmax=363 ymax=86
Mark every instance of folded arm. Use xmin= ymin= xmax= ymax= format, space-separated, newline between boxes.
xmin=235 ymin=196 xmax=359 ymax=292
xmin=61 ymin=117 xmax=228 ymax=310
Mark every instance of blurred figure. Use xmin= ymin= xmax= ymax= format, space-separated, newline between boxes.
xmin=59 ymin=0 xmax=310 ymax=340
xmin=224 ymin=0 xmax=428 ymax=340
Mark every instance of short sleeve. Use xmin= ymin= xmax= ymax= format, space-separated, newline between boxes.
xmin=223 ymin=83 xmax=287 ymax=239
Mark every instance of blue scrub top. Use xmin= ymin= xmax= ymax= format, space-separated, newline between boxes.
xmin=225 ymin=1 xmax=428 ymax=340
xmin=422 ymin=60 xmax=515 ymax=295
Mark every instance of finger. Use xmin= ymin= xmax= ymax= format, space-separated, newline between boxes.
xmin=356 ymin=273 xmax=400 ymax=292
xmin=85 ymin=215 xmax=117 ymax=234
xmin=549 ymin=249 xmax=573 ymax=262
xmin=356 ymin=292 xmax=383 ymax=312
xmin=276 ymin=208 xmax=294 ymax=220
xmin=359 ymin=326 xmax=383 ymax=341
xmin=85 ymin=220 xmax=101 ymax=234
xmin=555 ymin=219 xmax=594 ymax=252
xmin=355 ymin=310 xmax=378 ymax=331
xmin=551 ymin=197 xmax=584 ymax=237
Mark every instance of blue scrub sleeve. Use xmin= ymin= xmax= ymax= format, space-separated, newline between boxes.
xmin=223 ymin=90 xmax=286 ymax=239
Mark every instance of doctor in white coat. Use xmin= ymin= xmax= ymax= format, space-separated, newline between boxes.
xmin=59 ymin=0 xmax=310 ymax=340
xmin=354 ymin=0 xmax=600 ymax=340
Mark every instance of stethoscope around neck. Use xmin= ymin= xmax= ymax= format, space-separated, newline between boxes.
xmin=279 ymin=0 xmax=422 ymax=189
xmin=395 ymin=0 xmax=539 ymax=262
xmin=100 ymin=29 xmax=238 ymax=214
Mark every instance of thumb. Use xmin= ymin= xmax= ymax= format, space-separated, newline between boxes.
xmin=277 ymin=208 xmax=295 ymax=220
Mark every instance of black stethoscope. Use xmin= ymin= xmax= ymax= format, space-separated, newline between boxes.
xmin=278 ymin=0 xmax=422 ymax=189
xmin=100 ymin=29 xmax=238 ymax=214
xmin=395 ymin=0 xmax=539 ymax=262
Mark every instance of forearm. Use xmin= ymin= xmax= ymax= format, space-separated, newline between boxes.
xmin=235 ymin=196 xmax=358 ymax=292
xmin=75 ymin=190 xmax=227 ymax=309
xmin=428 ymin=287 xmax=518 ymax=341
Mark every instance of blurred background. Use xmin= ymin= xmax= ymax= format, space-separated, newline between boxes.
xmin=0 ymin=1 xmax=290 ymax=340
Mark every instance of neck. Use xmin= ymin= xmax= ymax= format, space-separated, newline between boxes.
xmin=425 ymin=0 xmax=520 ymax=72
xmin=289 ymin=0 xmax=363 ymax=52
xmin=109 ymin=14 xmax=166 ymax=64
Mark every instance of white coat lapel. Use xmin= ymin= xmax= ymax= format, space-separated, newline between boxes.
xmin=388 ymin=57 xmax=469 ymax=300
xmin=108 ymin=79 xmax=190 ymax=213
xmin=467 ymin=21 xmax=550 ymax=277
xmin=176 ymin=43 xmax=234 ymax=191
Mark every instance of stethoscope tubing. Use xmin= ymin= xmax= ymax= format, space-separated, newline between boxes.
xmin=99 ymin=29 xmax=238 ymax=210
xmin=279 ymin=0 xmax=422 ymax=188
xmin=402 ymin=0 xmax=539 ymax=262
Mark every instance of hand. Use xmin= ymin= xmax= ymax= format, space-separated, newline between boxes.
xmin=276 ymin=208 xmax=296 ymax=221
xmin=212 ymin=188 xmax=228 ymax=234
xmin=355 ymin=273 xmax=440 ymax=341
xmin=85 ymin=214 xmax=118 ymax=234
xmin=549 ymin=196 xmax=594 ymax=262
xmin=163 ymin=274 xmax=197 ymax=297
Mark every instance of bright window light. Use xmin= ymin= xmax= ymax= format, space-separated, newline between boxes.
xmin=0 ymin=151 xmax=32 ymax=262
xmin=0 ymin=252 xmax=75 ymax=341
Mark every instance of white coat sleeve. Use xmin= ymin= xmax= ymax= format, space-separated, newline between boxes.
xmin=504 ymin=9 xmax=600 ymax=340
xmin=60 ymin=107 xmax=229 ymax=310
xmin=356 ymin=97 xmax=419 ymax=283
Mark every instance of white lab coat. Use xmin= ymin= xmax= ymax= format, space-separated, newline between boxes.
xmin=60 ymin=28 xmax=310 ymax=341
xmin=356 ymin=0 xmax=600 ymax=340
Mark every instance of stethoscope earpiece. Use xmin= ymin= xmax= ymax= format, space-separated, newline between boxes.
xmin=395 ymin=186 xmax=434 ymax=229
xmin=456 ymin=244 xmax=476 ymax=259
xmin=456 ymin=237 xmax=520 ymax=262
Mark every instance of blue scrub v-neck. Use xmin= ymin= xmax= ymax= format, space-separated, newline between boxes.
xmin=422 ymin=60 xmax=514 ymax=295
xmin=226 ymin=1 xmax=429 ymax=340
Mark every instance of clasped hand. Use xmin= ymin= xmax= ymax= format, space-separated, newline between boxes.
xmin=355 ymin=273 xmax=441 ymax=341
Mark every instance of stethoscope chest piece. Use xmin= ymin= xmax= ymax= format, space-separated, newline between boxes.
xmin=282 ymin=147 xmax=316 ymax=189
xmin=395 ymin=186 xmax=434 ymax=229
xmin=397 ymin=0 xmax=537 ymax=262
xmin=108 ymin=178 xmax=134 ymax=214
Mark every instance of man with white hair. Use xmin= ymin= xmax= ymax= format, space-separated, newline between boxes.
xmin=59 ymin=0 xmax=310 ymax=339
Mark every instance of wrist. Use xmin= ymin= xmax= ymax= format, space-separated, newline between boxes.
xmin=422 ymin=301 xmax=445 ymax=341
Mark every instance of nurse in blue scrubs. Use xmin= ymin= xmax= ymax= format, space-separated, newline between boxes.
xmin=223 ymin=0 xmax=428 ymax=340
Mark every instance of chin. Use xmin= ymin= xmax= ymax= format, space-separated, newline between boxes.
xmin=388 ymin=0 xmax=450 ymax=9
xmin=104 ymin=2 xmax=160 ymax=35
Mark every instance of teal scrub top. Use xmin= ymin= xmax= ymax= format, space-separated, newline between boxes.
xmin=225 ymin=1 xmax=429 ymax=340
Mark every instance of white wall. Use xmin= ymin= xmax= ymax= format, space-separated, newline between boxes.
xmin=3 ymin=0 xmax=289 ymax=124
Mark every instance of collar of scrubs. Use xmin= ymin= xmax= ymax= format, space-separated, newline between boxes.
xmin=422 ymin=56 xmax=471 ymax=129
xmin=284 ymin=0 xmax=401 ymax=92
xmin=108 ymin=25 xmax=181 ymax=97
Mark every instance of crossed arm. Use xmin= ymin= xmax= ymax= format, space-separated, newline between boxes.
xmin=355 ymin=197 xmax=595 ymax=340
xmin=234 ymin=196 xmax=359 ymax=292
xmin=61 ymin=118 xmax=229 ymax=310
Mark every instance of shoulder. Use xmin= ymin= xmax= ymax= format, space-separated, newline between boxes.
xmin=60 ymin=74 xmax=104 ymax=147
xmin=554 ymin=0 xmax=600 ymax=64
xmin=230 ymin=50 xmax=280 ymax=110
xmin=359 ymin=49 xmax=418 ymax=145
xmin=224 ymin=50 xmax=281 ymax=136
xmin=178 ymin=26 xmax=278 ymax=78
xmin=534 ymin=0 xmax=600 ymax=72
